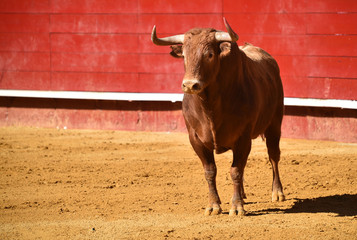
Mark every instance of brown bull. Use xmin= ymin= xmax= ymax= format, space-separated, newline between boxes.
xmin=152 ymin=18 xmax=285 ymax=216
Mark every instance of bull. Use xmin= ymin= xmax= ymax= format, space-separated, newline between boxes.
xmin=151 ymin=18 xmax=285 ymax=216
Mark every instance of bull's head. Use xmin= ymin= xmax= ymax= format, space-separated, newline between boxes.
xmin=151 ymin=18 xmax=239 ymax=94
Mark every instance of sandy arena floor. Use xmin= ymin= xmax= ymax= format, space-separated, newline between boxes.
xmin=0 ymin=127 xmax=356 ymax=239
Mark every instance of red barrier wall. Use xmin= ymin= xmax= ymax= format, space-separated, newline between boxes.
xmin=0 ymin=0 xmax=356 ymax=141
xmin=1 ymin=0 xmax=357 ymax=98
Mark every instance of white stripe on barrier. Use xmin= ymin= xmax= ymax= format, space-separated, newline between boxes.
xmin=284 ymin=97 xmax=357 ymax=109
xmin=0 ymin=90 xmax=356 ymax=109
xmin=0 ymin=90 xmax=183 ymax=102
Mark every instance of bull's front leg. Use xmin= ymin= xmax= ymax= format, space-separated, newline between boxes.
xmin=203 ymin=164 xmax=222 ymax=216
xmin=188 ymin=132 xmax=222 ymax=216
xmin=230 ymin=136 xmax=251 ymax=216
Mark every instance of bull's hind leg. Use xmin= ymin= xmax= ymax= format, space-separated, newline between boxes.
xmin=188 ymin=132 xmax=222 ymax=216
xmin=230 ymin=136 xmax=251 ymax=216
xmin=265 ymin=124 xmax=285 ymax=202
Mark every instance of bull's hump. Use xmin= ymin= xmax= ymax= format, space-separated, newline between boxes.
xmin=240 ymin=43 xmax=271 ymax=62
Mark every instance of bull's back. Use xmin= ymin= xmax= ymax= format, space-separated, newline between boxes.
xmin=240 ymin=43 xmax=284 ymax=137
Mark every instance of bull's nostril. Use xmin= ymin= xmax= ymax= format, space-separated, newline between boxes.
xmin=192 ymin=83 xmax=200 ymax=91
xmin=182 ymin=80 xmax=201 ymax=93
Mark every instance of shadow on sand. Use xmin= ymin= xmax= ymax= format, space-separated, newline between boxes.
xmin=250 ymin=194 xmax=357 ymax=217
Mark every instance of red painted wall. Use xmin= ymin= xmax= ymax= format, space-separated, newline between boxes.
xmin=1 ymin=0 xmax=356 ymax=99
xmin=0 ymin=0 xmax=357 ymax=142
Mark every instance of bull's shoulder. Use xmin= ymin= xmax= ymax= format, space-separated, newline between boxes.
xmin=239 ymin=42 xmax=274 ymax=62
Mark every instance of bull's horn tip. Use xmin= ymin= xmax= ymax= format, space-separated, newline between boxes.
xmin=151 ymin=25 xmax=157 ymax=42
xmin=152 ymin=25 xmax=156 ymax=34
xmin=223 ymin=17 xmax=230 ymax=29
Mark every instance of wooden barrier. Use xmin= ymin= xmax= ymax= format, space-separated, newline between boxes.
xmin=0 ymin=0 xmax=356 ymax=141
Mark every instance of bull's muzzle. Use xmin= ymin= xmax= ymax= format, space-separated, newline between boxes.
xmin=182 ymin=79 xmax=202 ymax=94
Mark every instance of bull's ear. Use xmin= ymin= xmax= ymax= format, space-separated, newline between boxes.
xmin=170 ymin=45 xmax=184 ymax=58
xmin=219 ymin=42 xmax=231 ymax=57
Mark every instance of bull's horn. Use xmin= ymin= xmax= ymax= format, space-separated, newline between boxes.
xmin=151 ymin=26 xmax=185 ymax=46
xmin=215 ymin=17 xmax=239 ymax=42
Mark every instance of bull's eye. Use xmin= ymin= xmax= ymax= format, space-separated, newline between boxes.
xmin=208 ymin=52 xmax=214 ymax=59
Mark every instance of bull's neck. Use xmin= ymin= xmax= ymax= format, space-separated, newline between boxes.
xmin=195 ymin=75 xmax=236 ymax=129
xmin=195 ymin=89 xmax=217 ymax=120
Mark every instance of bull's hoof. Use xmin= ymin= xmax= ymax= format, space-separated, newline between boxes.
xmin=204 ymin=207 xmax=212 ymax=216
xmin=204 ymin=207 xmax=222 ymax=216
xmin=229 ymin=209 xmax=246 ymax=217
xmin=229 ymin=209 xmax=236 ymax=216
xmin=272 ymin=192 xmax=285 ymax=202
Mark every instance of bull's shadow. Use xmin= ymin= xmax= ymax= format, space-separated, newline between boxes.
xmin=250 ymin=194 xmax=357 ymax=217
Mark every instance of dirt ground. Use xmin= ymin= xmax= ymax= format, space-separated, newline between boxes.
xmin=0 ymin=127 xmax=356 ymax=239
